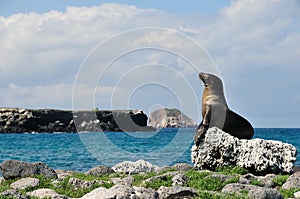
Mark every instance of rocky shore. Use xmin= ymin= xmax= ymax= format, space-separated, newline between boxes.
xmin=0 ymin=159 xmax=300 ymax=199
xmin=0 ymin=108 xmax=155 ymax=133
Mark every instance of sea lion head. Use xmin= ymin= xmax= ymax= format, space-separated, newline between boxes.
xmin=199 ymin=72 xmax=224 ymax=92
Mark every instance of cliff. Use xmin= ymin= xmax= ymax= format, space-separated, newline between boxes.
xmin=0 ymin=108 xmax=154 ymax=133
xmin=148 ymin=108 xmax=197 ymax=128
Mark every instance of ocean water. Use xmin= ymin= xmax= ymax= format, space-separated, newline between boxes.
xmin=0 ymin=128 xmax=299 ymax=173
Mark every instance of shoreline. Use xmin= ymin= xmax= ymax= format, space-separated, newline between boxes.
xmin=0 ymin=159 xmax=300 ymax=199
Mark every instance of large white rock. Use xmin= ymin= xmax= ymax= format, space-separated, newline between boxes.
xmin=112 ymin=159 xmax=159 ymax=174
xmin=10 ymin=177 xmax=39 ymax=190
xmin=192 ymin=127 xmax=297 ymax=175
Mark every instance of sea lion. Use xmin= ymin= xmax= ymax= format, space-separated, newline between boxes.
xmin=194 ymin=72 xmax=254 ymax=146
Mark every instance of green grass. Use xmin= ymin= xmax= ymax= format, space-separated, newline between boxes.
xmin=0 ymin=173 xmax=115 ymax=199
xmin=216 ymin=166 xmax=249 ymax=175
xmin=185 ymin=170 xmax=239 ymax=192
xmin=196 ymin=191 xmax=249 ymax=199
xmin=250 ymin=179 xmax=263 ymax=186
xmin=273 ymin=175 xmax=289 ymax=187
xmin=279 ymin=187 xmax=300 ymax=198
xmin=142 ymin=175 xmax=173 ymax=190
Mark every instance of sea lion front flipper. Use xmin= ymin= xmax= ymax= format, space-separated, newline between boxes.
xmin=194 ymin=121 xmax=209 ymax=146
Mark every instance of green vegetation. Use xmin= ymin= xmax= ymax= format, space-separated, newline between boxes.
xmin=250 ymin=179 xmax=263 ymax=186
xmin=196 ymin=191 xmax=249 ymax=199
xmin=185 ymin=170 xmax=239 ymax=192
xmin=216 ymin=165 xmax=249 ymax=175
xmin=279 ymin=187 xmax=300 ymax=198
xmin=0 ymin=168 xmax=298 ymax=199
xmin=273 ymin=175 xmax=289 ymax=186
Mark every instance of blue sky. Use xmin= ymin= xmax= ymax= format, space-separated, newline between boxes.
xmin=0 ymin=0 xmax=230 ymax=17
xmin=0 ymin=0 xmax=299 ymax=128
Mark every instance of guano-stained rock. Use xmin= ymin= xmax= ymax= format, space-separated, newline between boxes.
xmin=192 ymin=127 xmax=297 ymax=175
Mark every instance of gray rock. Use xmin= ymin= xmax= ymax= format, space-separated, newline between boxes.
xmin=144 ymin=171 xmax=179 ymax=185
xmin=282 ymin=171 xmax=300 ymax=189
xmin=68 ymin=177 xmax=98 ymax=190
xmin=222 ymin=183 xmax=254 ymax=193
xmin=248 ymin=187 xmax=283 ymax=199
xmin=27 ymin=188 xmax=67 ymax=199
xmin=238 ymin=173 xmax=258 ymax=184
xmin=0 ymin=189 xmax=28 ymax=199
xmin=112 ymin=159 xmax=158 ymax=174
xmin=172 ymin=163 xmax=193 ymax=171
xmin=172 ymin=173 xmax=188 ymax=186
xmin=0 ymin=177 xmax=4 ymax=184
xmin=294 ymin=191 xmax=300 ymax=198
xmin=10 ymin=177 xmax=39 ymax=190
xmin=0 ymin=160 xmax=57 ymax=180
xmin=55 ymin=170 xmax=75 ymax=181
xmin=133 ymin=186 xmax=158 ymax=199
xmin=259 ymin=174 xmax=277 ymax=188
xmin=85 ymin=166 xmax=114 ymax=176
xmin=80 ymin=187 xmax=109 ymax=199
xmin=80 ymin=184 xmax=135 ymax=199
xmin=222 ymin=183 xmax=283 ymax=199
xmin=157 ymin=186 xmax=198 ymax=199
xmin=192 ymin=127 xmax=297 ymax=175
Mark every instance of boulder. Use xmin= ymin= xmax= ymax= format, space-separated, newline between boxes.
xmin=282 ymin=171 xmax=300 ymax=189
xmin=80 ymin=184 xmax=134 ymax=199
xmin=68 ymin=177 xmax=98 ymax=190
xmin=172 ymin=173 xmax=188 ymax=186
xmin=192 ymin=127 xmax=297 ymax=175
xmin=294 ymin=191 xmax=300 ymax=198
xmin=133 ymin=186 xmax=158 ymax=199
xmin=26 ymin=188 xmax=67 ymax=199
xmin=0 ymin=160 xmax=57 ymax=180
xmin=85 ymin=165 xmax=114 ymax=176
xmin=172 ymin=163 xmax=193 ymax=171
xmin=0 ymin=189 xmax=27 ymax=199
xmin=10 ymin=177 xmax=39 ymax=190
xmin=157 ymin=186 xmax=198 ymax=199
xmin=222 ymin=183 xmax=283 ymax=199
xmin=112 ymin=159 xmax=159 ymax=174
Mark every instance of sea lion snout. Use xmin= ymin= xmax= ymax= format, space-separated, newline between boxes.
xmin=199 ymin=73 xmax=209 ymax=86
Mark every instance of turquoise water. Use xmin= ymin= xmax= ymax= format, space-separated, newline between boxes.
xmin=0 ymin=128 xmax=299 ymax=172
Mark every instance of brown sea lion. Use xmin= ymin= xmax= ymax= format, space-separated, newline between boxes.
xmin=194 ymin=72 xmax=254 ymax=146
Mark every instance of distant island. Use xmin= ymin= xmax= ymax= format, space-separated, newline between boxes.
xmin=0 ymin=108 xmax=154 ymax=133
xmin=149 ymin=108 xmax=197 ymax=128
xmin=0 ymin=108 xmax=197 ymax=133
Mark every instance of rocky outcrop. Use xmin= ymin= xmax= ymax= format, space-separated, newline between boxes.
xmin=191 ymin=127 xmax=297 ymax=175
xmin=0 ymin=160 xmax=57 ymax=180
xmin=0 ymin=108 xmax=155 ymax=133
xmin=149 ymin=108 xmax=197 ymax=128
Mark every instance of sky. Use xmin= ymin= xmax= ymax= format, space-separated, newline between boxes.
xmin=0 ymin=0 xmax=299 ymax=128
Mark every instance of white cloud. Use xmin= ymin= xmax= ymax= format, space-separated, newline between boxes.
xmin=0 ymin=1 xmax=299 ymax=126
